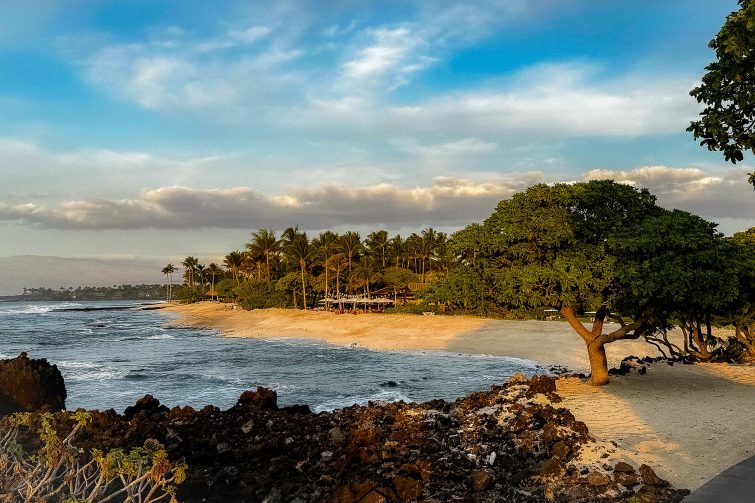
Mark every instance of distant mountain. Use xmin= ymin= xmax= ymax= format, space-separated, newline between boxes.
xmin=0 ymin=255 xmax=169 ymax=296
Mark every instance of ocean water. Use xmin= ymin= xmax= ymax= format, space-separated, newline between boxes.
xmin=0 ymin=301 xmax=546 ymax=412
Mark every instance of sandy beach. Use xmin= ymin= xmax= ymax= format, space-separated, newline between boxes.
xmin=163 ymin=303 xmax=755 ymax=491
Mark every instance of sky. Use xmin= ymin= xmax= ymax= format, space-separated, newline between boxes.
xmin=1 ymin=0 xmax=753 ymax=265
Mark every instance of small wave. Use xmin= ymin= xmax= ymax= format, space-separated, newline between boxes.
xmin=57 ymin=361 xmax=126 ymax=382
xmin=265 ymin=382 xmax=302 ymax=393
xmin=146 ymin=334 xmax=175 ymax=340
xmin=4 ymin=305 xmax=56 ymax=315
xmin=313 ymin=389 xmax=413 ymax=412
xmin=125 ymin=373 xmax=150 ymax=381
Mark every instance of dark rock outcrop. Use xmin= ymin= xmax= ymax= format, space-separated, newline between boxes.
xmin=4 ymin=374 xmax=689 ymax=503
xmin=0 ymin=352 xmax=66 ymax=414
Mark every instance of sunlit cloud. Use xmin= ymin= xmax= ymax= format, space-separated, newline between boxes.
xmin=582 ymin=165 xmax=755 ymax=225
xmin=0 ymin=177 xmax=535 ymax=230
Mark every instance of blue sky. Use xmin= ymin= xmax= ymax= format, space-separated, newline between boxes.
xmin=0 ymin=0 xmax=753 ymax=263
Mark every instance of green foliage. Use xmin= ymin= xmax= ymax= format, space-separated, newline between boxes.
xmin=425 ymin=267 xmax=485 ymax=314
xmin=19 ymin=284 xmax=165 ymax=301
xmin=383 ymin=267 xmax=417 ymax=290
xmin=174 ymin=286 xmax=204 ymax=304
xmin=216 ymin=277 xmax=239 ymax=300
xmin=233 ymin=280 xmax=288 ymax=310
xmin=688 ymin=0 xmax=755 ymax=183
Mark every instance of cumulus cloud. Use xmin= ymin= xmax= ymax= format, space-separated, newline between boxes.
xmin=2 ymin=165 xmax=753 ymax=234
xmin=0 ymin=177 xmax=535 ymax=230
xmin=582 ymin=165 xmax=755 ymax=225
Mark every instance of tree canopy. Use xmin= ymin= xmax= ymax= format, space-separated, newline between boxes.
xmin=431 ymin=180 xmax=740 ymax=384
xmin=687 ymin=0 xmax=755 ymax=188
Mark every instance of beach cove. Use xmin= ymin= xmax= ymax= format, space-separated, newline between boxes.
xmin=166 ymin=303 xmax=755 ymax=492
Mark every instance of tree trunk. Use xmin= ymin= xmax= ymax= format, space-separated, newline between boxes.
xmin=300 ymin=261 xmax=307 ymax=310
xmin=586 ymin=339 xmax=610 ymax=386
xmin=324 ymin=267 xmax=329 ymax=310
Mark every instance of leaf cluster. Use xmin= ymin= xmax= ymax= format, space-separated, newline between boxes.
xmin=688 ymin=0 xmax=755 ymax=171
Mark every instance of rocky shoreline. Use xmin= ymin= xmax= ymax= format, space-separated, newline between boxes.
xmin=0 ymin=353 xmax=688 ymax=502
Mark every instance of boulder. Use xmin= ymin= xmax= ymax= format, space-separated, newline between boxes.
xmin=0 ymin=352 xmax=66 ymax=414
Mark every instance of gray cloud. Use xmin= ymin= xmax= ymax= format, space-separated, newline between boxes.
xmin=0 ymin=177 xmax=537 ymax=231
xmin=582 ymin=165 xmax=755 ymax=229
xmin=4 ymin=166 xmax=752 ymax=234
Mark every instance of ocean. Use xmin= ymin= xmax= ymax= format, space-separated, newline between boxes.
xmin=0 ymin=301 xmax=546 ymax=412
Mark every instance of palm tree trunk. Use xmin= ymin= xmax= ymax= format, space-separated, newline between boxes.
xmin=324 ymin=267 xmax=329 ymax=310
xmin=300 ymin=260 xmax=307 ymax=309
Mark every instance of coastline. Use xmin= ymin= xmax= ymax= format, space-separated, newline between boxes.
xmin=162 ymin=303 xmax=755 ymax=491
xmin=161 ymin=302 xmax=661 ymax=372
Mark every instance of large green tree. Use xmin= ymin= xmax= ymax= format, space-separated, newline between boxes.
xmin=687 ymin=0 xmax=755 ymax=188
xmin=461 ymin=181 xmax=737 ymax=385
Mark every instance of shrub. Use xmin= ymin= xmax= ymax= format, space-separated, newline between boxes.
xmin=233 ymin=280 xmax=288 ymax=310
xmin=0 ymin=411 xmax=186 ymax=502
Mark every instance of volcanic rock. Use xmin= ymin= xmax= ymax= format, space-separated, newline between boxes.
xmin=0 ymin=352 xmax=66 ymax=414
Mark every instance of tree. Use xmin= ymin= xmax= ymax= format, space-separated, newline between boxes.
xmin=388 ymin=235 xmax=407 ymax=270
xmin=418 ymin=228 xmax=438 ymax=282
xmin=246 ymin=229 xmax=281 ymax=280
xmin=206 ymin=262 xmax=222 ymax=297
xmin=729 ymin=227 xmax=755 ymax=359
xmin=338 ymin=231 xmax=363 ymax=277
xmin=365 ymin=230 xmax=389 ymax=269
xmin=687 ymin=0 xmax=755 ymax=188
xmin=312 ymin=231 xmax=339 ymax=309
xmin=181 ymin=256 xmax=198 ymax=289
xmin=161 ymin=263 xmax=175 ymax=302
xmin=283 ymin=228 xmax=314 ymax=309
xmin=472 ymin=181 xmax=736 ymax=385
xmin=325 ymin=253 xmax=348 ymax=311
xmin=351 ymin=255 xmax=382 ymax=300
xmin=223 ymin=251 xmax=244 ymax=282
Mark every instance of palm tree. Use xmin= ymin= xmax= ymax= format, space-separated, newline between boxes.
xmin=352 ymin=255 xmax=381 ymax=300
xmin=283 ymin=229 xmax=314 ymax=309
xmin=161 ymin=263 xmax=175 ymax=302
xmin=338 ymin=231 xmax=363 ymax=276
xmin=181 ymin=256 xmax=198 ymax=289
xmin=312 ymin=231 xmax=339 ymax=309
xmin=195 ymin=263 xmax=206 ymax=291
xmin=325 ymin=253 xmax=348 ymax=311
xmin=223 ymin=251 xmax=244 ymax=282
xmin=433 ymin=232 xmax=453 ymax=276
xmin=206 ymin=263 xmax=222 ymax=299
xmin=406 ymin=233 xmax=422 ymax=274
xmin=365 ymin=230 xmax=389 ymax=269
xmin=419 ymin=227 xmax=438 ymax=282
xmin=388 ymin=234 xmax=407 ymax=270
xmin=246 ymin=229 xmax=281 ymax=281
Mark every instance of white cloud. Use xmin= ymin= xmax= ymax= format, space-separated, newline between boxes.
xmin=341 ymin=26 xmax=436 ymax=90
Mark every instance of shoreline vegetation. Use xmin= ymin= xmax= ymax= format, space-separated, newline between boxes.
xmin=165 ymin=303 xmax=755 ymax=492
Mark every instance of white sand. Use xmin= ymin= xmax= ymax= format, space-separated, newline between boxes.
xmin=163 ymin=303 xmax=755 ymax=491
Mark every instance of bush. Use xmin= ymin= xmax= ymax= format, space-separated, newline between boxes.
xmin=216 ymin=278 xmax=239 ymax=301
xmin=0 ymin=411 xmax=185 ymax=502
xmin=174 ymin=286 xmax=204 ymax=304
xmin=233 ymin=280 xmax=289 ymax=310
